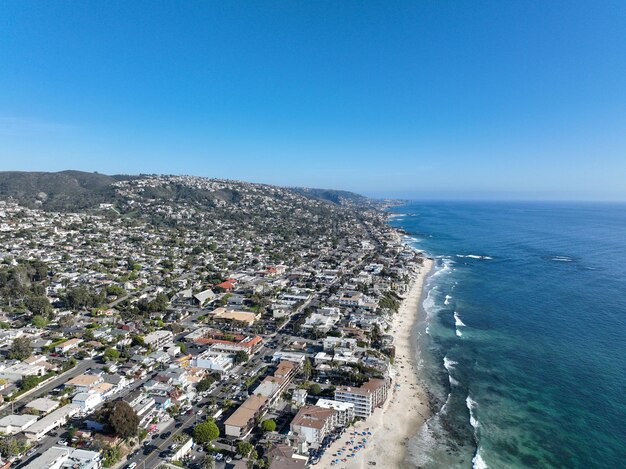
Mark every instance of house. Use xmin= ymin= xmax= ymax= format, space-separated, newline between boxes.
xmin=323 ymin=337 xmax=358 ymax=352
xmin=301 ymin=313 xmax=338 ymax=333
xmin=55 ymin=338 xmax=83 ymax=354
xmin=102 ymin=374 xmax=130 ymax=393
xmin=216 ymin=279 xmax=236 ymax=291
xmin=73 ymin=392 xmax=103 ymax=411
xmin=338 ymin=291 xmax=364 ymax=307
xmin=193 ymin=288 xmax=216 ymax=306
xmin=25 ymin=397 xmax=60 ymax=415
xmin=290 ymin=405 xmax=335 ymax=449
xmin=266 ymin=443 xmax=308 ymax=469
xmin=0 ymin=362 xmax=46 ymax=382
xmin=23 ymin=446 xmax=101 ymax=469
xmin=292 ymin=389 xmax=308 ymax=406
xmin=66 ymin=374 xmax=104 ymax=393
xmin=224 ymin=395 xmax=269 ymax=438
xmin=334 ymin=378 xmax=388 ymax=419
xmin=0 ymin=414 xmax=38 ymax=434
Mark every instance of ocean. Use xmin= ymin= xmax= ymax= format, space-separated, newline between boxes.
xmin=389 ymin=201 xmax=626 ymax=469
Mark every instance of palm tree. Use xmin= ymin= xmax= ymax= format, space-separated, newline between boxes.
xmin=201 ymin=455 xmax=216 ymax=469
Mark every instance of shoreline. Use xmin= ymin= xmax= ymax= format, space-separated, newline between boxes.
xmin=318 ymin=257 xmax=434 ymax=468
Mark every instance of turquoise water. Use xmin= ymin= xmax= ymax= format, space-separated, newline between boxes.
xmin=389 ymin=202 xmax=626 ymax=469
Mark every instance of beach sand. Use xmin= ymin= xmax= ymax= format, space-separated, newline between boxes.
xmin=318 ymin=258 xmax=434 ymax=469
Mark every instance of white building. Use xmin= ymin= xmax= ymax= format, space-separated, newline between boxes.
xmin=0 ymin=362 xmax=46 ymax=382
xmin=24 ymin=404 xmax=81 ymax=441
xmin=334 ymin=378 xmax=388 ymax=419
xmin=73 ymin=392 xmax=103 ymax=411
xmin=323 ymin=337 xmax=358 ymax=352
xmin=23 ymin=446 xmax=101 ymax=469
xmin=144 ymin=330 xmax=174 ymax=350
xmin=25 ymin=397 xmax=60 ymax=415
xmin=316 ymin=399 xmax=355 ymax=427
xmin=0 ymin=414 xmax=38 ymax=434
xmin=192 ymin=351 xmax=233 ymax=374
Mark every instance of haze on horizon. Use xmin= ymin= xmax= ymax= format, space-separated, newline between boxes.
xmin=1 ymin=1 xmax=626 ymax=201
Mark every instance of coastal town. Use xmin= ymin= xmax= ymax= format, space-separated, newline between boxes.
xmin=0 ymin=173 xmax=431 ymax=469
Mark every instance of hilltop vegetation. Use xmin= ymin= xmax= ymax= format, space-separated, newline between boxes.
xmin=0 ymin=170 xmax=376 ymax=212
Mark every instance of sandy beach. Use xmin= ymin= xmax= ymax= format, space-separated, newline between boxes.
xmin=318 ymin=257 xmax=434 ymax=469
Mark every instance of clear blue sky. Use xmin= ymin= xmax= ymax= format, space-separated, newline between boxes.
xmin=1 ymin=1 xmax=626 ymax=200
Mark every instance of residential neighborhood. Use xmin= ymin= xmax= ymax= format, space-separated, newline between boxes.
xmin=0 ymin=174 xmax=424 ymax=469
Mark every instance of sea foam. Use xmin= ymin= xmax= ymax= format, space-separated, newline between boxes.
xmin=444 ymin=295 xmax=452 ymax=305
xmin=457 ymin=254 xmax=493 ymax=260
xmin=443 ymin=356 xmax=457 ymax=372
xmin=454 ymin=311 xmax=466 ymax=327
xmin=466 ymin=395 xmax=479 ymax=429
xmin=473 ymin=449 xmax=488 ymax=469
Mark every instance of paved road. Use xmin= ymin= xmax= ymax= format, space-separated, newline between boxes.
xmin=1 ymin=358 xmax=97 ymax=415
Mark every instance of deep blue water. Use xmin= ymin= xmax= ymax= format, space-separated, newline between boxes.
xmin=389 ymin=202 xmax=626 ymax=469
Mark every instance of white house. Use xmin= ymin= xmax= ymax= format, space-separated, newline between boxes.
xmin=73 ymin=392 xmax=103 ymax=412
xmin=0 ymin=414 xmax=38 ymax=434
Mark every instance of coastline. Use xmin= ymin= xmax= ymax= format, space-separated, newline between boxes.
xmin=318 ymin=257 xmax=434 ymax=468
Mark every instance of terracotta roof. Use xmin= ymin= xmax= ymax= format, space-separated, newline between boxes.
xmin=291 ymin=405 xmax=334 ymax=430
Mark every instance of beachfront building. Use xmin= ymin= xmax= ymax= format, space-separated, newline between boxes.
xmin=316 ymin=399 xmax=355 ymax=427
xmin=290 ymin=405 xmax=336 ymax=449
xmin=334 ymin=378 xmax=388 ymax=419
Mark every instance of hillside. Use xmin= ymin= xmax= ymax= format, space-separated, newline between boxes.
xmin=0 ymin=170 xmax=376 ymax=212
xmin=0 ymin=170 xmax=135 ymax=211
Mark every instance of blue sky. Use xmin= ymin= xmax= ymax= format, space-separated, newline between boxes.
xmin=1 ymin=1 xmax=626 ymax=200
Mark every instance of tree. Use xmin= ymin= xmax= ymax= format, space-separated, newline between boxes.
xmin=32 ymin=315 xmax=48 ymax=328
xmin=196 ymin=377 xmax=215 ymax=393
xmin=234 ymin=351 xmax=248 ymax=364
xmin=0 ymin=436 xmax=27 ymax=458
xmin=193 ymin=419 xmax=220 ymax=446
xmin=101 ymin=444 xmax=121 ymax=467
xmin=261 ymin=419 xmax=276 ymax=432
xmin=20 ymin=375 xmax=40 ymax=391
xmin=236 ymin=441 xmax=255 ymax=458
xmin=308 ymin=383 xmax=322 ymax=395
xmin=103 ymin=348 xmax=121 ymax=362
xmin=97 ymin=401 xmax=139 ymax=439
xmin=200 ymin=455 xmax=216 ymax=469
xmin=9 ymin=336 xmax=31 ymax=360
xmin=301 ymin=358 xmax=312 ymax=381
xmin=25 ymin=295 xmax=53 ymax=317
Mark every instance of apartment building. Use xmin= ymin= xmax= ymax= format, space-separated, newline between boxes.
xmin=334 ymin=378 xmax=388 ymax=419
